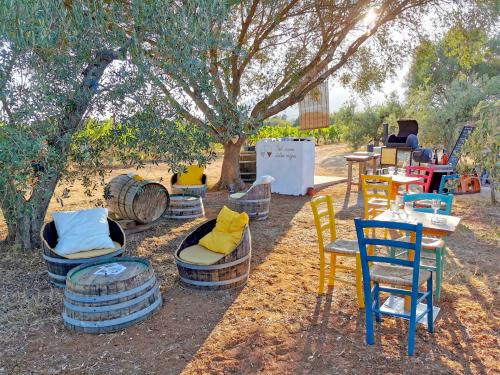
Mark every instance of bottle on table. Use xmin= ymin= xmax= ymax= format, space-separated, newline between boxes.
xmin=433 ymin=149 xmax=438 ymax=164
xmin=441 ymin=149 xmax=449 ymax=165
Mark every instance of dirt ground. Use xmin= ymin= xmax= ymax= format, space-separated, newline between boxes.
xmin=0 ymin=144 xmax=499 ymax=375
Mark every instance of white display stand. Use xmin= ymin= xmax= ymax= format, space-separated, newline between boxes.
xmin=256 ymin=138 xmax=315 ymax=195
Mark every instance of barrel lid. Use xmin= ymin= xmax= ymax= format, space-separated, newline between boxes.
xmin=67 ymin=257 xmax=151 ymax=286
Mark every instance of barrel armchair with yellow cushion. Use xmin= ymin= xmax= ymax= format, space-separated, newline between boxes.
xmin=171 ymin=165 xmax=207 ymax=197
xmin=228 ymin=175 xmax=275 ymax=221
xmin=174 ymin=206 xmax=251 ymax=290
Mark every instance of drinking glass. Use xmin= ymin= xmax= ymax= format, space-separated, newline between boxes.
xmin=390 ymin=200 xmax=399 ymax=217
xmin=404 ymin=201 xmax=413 ymax=222
xmin=388 ymin=166 xmax=395 ymax=175
xmin=431 ymin=198 xmax=443 ymax=224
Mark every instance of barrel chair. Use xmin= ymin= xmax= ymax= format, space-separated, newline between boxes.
xmin=171 ymin=165 xmax=207 ymax=197
xmin=174 ymin=207 xmax=251 ymax=290
xmin=228 ymin=175 xmax=275 ymax=221
xmin=41 ymin=218 xmax=126 ymax=288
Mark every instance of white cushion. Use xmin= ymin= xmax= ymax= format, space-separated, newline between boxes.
xmin=53 ymin=208 xmax=115 ymax=255
xmin=252 ymin=175 xmax=275 ymax=186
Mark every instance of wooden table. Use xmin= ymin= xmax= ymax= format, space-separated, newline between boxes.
xmin=345 ymin=154 xmax=381 ymax=194
xmin=380 ymin=174 xmax=422 ymax=200
xmin=373 ymin=209 xmax=461 ymax=322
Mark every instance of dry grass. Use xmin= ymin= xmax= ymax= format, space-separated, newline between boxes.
xmin=0 ymin=144 xmax=499 ymax=375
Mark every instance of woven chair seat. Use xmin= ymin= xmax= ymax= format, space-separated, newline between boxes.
xmin=371 ymin=264 xmax=431 ymax=287
xmin=368 ymin=198 xmax=389 ymax=207
xmin=397 ymin=236 xmax=445 ymax=250
xmin=324 ymin=239 xmax=358 ymax=255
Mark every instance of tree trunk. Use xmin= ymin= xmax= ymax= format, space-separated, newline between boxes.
xmin=217 ymin=137 xmax=246 ymax=190
xmin=1 ymin=174 xmax=59 ymax=250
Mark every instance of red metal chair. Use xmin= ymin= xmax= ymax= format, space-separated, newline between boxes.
xmin=405 ymin=166 xmax=434 ymax=193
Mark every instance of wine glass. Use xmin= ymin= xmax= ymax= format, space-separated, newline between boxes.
xmin=390 ymin=200 xmax=399 ymax=217
xmin=404 ymin=201 xmax=413 ymax=222
xmin=431 ymin=198 xmax=442 ymax=224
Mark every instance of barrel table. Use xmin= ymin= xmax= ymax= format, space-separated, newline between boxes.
xmin=105 ymin=174 xmax=170 ymax=224
xmin=41 ymin=218 xmax=125 ymax=288
xmin=164 ymin=194 xmax=205 ymax=219
xmin=63 ymin=257 xmax=162 ymax=333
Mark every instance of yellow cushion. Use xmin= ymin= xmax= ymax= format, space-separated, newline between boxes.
xmin=61 ymin=241 xmax=122 ymax=259
xmin=177 ymin=165 xmax=204 ymax=186
xmin=178 ymin=244 xmax=225 ymax=265
xmin=199 ymin=206 xmax=249 ymax=255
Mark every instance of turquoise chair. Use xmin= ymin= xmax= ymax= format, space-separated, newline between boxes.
xmin=438 ymin=174 xmax=458 ymax=194
xmin=401 ymin=193 xmax=454 ymax=300
xmin=355 ymin=219 xmax=433 ymax=356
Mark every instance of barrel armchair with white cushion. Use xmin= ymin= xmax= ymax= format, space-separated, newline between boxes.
xmin=228 ymin=175 xmax=275 ymax=221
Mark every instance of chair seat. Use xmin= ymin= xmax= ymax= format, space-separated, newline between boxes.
xmin=397 ymin=235 xmax=445 ymax=250
xmin=178 ymin=244 xmax=226 ymax=265
xmin=368 ymin=198 xmax=388 ymax=207
xmin=324 ymin=239 xmax=358 ymax=255
xmin=371 ymin=264 xmax=431 ymax=287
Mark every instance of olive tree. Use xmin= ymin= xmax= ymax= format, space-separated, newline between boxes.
xmin=0 ymin=1 xmax=212 ymax=250
xmin=139 ymin=0 xmax=458 ymax=188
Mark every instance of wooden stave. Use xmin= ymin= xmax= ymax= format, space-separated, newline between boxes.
xmin=63 ymin=257 xmax=162 ymax=333
xmin=174 ymin=220 xmax=251 ymax=290
xmin=40 ymin=219 xmax=126 ymax=288
xmin=105 ymin=175 xmax=169 ymax=224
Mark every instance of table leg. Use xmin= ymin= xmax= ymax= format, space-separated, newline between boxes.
xmin=358 ymin=161 xmax=365 ymax=187
xmin=372 ymin=157 xmax=377 ymax=175
xmin=347 ymin=161 xmax=353 ymax=195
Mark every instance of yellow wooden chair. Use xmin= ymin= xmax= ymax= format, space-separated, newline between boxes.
xmin=310 ymin=195 xmax=364 ymax=308
xmin=361 ymin=175 xmax=393 ymax=219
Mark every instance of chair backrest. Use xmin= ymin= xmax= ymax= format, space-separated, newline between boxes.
xmin=405 ymin=165 xmax=434 ymax=193
xmin=403 ymin=192 xmax=453 ymax=215
xmin=310 ymin=195 xmax=336 ymax=252
xmin=354 ymin=218 xmax=424 ymax=291
xmin=361 ymin=175 xmax=393 ymax=219
xmin=380 ymin=147 xmax=397 ymax=166
xmin=438 ymin=174 xmax=458 ymax=194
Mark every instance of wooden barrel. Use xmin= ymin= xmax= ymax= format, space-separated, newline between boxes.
xmin=164 ymin=194 xmax=205 ymax=219
xmin=175 ymin=219 xmax=251 ymax=290
xmin=41 ymin=219 xmax=125 ymax=288
xmin=229 ymin=184 xmax=271 ymax=221
xmin=105 ymin=174 xmax=170 ymax=224
xmin=63 ymin=257 xmax=162 ymax=334
xmin=240 ymin=151 xmax=256 ymax=183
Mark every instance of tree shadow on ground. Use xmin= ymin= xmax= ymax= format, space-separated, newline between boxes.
xmin=0 ymin=191 xmax=309 ymax=374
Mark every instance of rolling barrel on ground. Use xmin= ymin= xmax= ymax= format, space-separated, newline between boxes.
xmin=63 ymin=257 xmax=162 ymax=334
xmin=105 ymin=174 xmax=170 ymax=224
xmin=239 ymin=150 xmax=256 ymax=183
xmin=164 ymin=194 xmax=205 ymax=219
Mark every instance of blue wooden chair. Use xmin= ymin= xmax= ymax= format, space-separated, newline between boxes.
xmin=438 ymin=174 xmax=458 ymax=194
xmin=401 ymin=193 xmax=454 ymax=300
xmin=354 ymin=219 xmax=433 ymax=356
